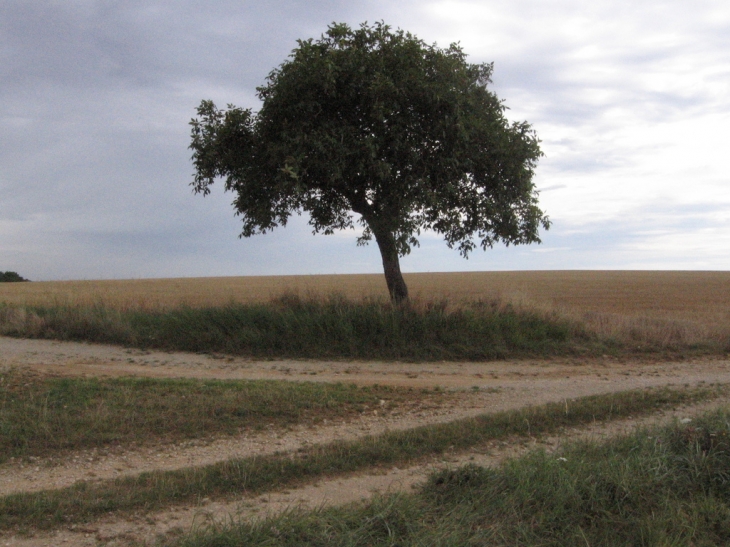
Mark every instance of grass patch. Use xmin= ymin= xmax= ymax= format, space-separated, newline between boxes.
xmin=0 ymin=295 xmax=610 ymax=360
xmin=172 ymin=405 xmax=730 ymax=546
xmin=0 ymin=370 xmax=438 ymax=463
xmin=0 ymin=384 xmax=722 ymax=532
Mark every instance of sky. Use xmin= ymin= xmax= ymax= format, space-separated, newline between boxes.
xmin=1 ymin=0 xmax=728 ymax=281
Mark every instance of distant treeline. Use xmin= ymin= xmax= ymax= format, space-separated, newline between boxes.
xmin=0 ymin=271 xmax=29 ymax=282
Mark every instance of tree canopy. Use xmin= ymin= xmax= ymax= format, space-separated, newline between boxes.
xmin=0 ymin=271 xmax=29 ymax=282
xmin=189 ymin=22 xmax=549 ymax=302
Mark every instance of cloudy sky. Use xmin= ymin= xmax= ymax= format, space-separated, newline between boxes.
xmin=1 ymin=0 xmax=728 ymax=281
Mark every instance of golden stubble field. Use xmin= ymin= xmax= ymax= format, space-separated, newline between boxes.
xmin=1 ymin=270 xmax=728 ymax=317
xmin=2 ymin=270 xmax=729 ymax=346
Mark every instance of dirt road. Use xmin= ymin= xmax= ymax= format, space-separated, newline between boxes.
xmin=2 ymin=336 xmax=729 ymax=546
xmin=4 ymin=336 xmax=730 ymax=390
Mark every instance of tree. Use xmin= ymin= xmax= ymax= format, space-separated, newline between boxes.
xmin=0 ymin=271 xmax=29 ymax=282
xmin=189 ymin=22 xmax=549 ymax=303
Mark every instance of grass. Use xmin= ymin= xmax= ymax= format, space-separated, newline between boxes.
xmin=0 ymin=384 xmax=722 ymax=532
xmin=3 ymin=272 xmax=730 ymax=358
xmin=0 ymin=369 xmax=443 ymax=463
xmin=0 ymin=295 xmax=606 ymax=360
xmin=169 ymin=405 xmax=730 ymax=547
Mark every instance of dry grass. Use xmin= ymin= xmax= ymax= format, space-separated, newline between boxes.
xmin=1 ymin=271 xmax=729 ymax=350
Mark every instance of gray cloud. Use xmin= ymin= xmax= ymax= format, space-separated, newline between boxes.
xmin=0 ymin=1 xmax=360 ymax=91
xmin=1 ymin=0 xmax=729 ymax=280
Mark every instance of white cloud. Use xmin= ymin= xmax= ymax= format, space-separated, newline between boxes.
xmin=406 ymin=0 xmax=730 ymax=246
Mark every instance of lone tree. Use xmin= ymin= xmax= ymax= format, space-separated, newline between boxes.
xmin=189 ymin=22 xmax=549 ymax=303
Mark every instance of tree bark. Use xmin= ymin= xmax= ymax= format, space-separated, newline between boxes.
xmin=372 ymin=227 xmax=409 ymax=304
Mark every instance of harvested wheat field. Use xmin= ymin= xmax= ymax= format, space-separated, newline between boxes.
xmin=3 ymin=270 xmax=730 ymax=350
xmin=1 ymin=271 xmax=730 ymax=546
xmin=2 ymin=270 xmax=730 ymax=318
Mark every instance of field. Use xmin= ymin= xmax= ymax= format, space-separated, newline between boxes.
xmin=3 ymin=271 xmax=730 ymax=321
xmin=2 ymin=271 xmax=730 ymax=355
xmin=1 ymin=271 xmax=730 ymax=545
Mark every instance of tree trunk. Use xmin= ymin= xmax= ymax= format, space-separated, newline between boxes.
xmin=372 ymin=227 xmax=409 ymax=304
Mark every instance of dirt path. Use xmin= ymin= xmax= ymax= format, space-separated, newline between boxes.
xmin=3 ymin=337 xmax=729 ymax=499
xmin=1 ymin=336 xmax=730 ymax=546
xmin=4 ymin=336 xmax=730 ymax=391
xmin=5 ymin=397 xmax=728 ymax=547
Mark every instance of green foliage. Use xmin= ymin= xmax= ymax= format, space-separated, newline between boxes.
xmin=189 ymin=22 xmax=548 ymax=301
xmin=0 ymin=271 xmax=29 ymax=282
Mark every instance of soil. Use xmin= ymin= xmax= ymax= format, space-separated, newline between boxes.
xmin=1 ymin=336 xmax=729 ymax=546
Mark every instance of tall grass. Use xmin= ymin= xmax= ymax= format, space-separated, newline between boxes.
xmin=171 ymin=406 xmax=730 ymax=547
xmin=0 ymin=295 xmax=597 ymax=360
